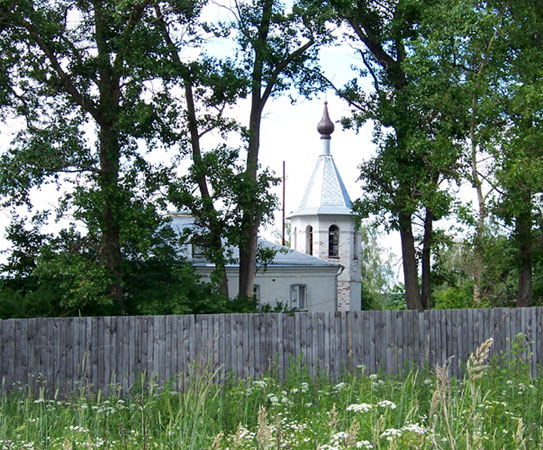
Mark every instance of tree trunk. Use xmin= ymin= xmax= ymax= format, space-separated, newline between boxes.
xmin=399 ymin=211 xmax=422 ymax=310
xmin=95 ymin=2 xmax=124 ymax=311
xmin=516 ymin=211 xmax=532 ymax=307
xmin=98 ymin=125 xmax=124 ymax=311
xmin=238 ymin=102 xmax=263 ymax=299
xmin=237 ymin=0 xmax=272 ymax=300
xmin=421 ymin=207 xmax=433 ymax=310
xmin=470 ymin=91 xmax=486 ymax=307
xmin=184 ymin=74 xmax=230 ymax=298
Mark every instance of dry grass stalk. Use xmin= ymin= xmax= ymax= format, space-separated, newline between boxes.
xmin=345 ymin=418 xmax=360 ymax=448
xmin=328 ymin=403 xmax=338 ymax=432
xmin=211 ymin=431 xmax=223 ymax=449
xmin=430 ymin=358 xmax=456 ymax=450
xmin=275 ymin=413 xmax=282 ymax=448
xmin=467 ymin=338 xmax=494 ymax=381
xmin=256 ymin=405 xmax=272 ymax=449
xmin=233 ymin=423 xmax=244 ymax=448
xmin=514 ymin=418 xmax=526 ymax=449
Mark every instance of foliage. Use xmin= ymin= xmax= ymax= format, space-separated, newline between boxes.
xmin=0 ymin=214 xmax=254 ymax=318
xmin=1 ymin=340 xmax=542 ymax=448
xmin=359 ymin=225 xmax=396 ymax=310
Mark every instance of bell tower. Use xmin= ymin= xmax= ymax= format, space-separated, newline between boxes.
xmin=287 ymin=102 xmax=362 ymax=311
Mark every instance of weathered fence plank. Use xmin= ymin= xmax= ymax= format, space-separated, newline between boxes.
xmin=1 ymin=308 xmax=542 ymax=395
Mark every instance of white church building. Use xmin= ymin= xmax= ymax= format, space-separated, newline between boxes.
xmin=173 ymin=102 xmax=361 ymax=312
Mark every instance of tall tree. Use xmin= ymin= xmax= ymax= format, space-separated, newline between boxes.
xmin=230 ymin=0 xmax=328 ymax=298
xmin=494 ymin=1 xmax=543 ymax=307
xmin=151 ymin=3 xmax=247 ymax=298
xmin=327 ymin=0 xmax=461 ymax=310
xmin=0 ymin=1 xmax=195 ymax=310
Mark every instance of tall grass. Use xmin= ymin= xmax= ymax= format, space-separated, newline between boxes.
xmin=1 ymin=336 xmax=542 ymax=449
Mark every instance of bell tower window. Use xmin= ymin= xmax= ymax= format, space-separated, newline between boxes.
xmin=305 ymin=225 xmax=313 ymax=255
xmin=328 ymin=225 xmax=339 ymax=258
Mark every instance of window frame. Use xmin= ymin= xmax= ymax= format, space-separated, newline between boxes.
xmin=290 ymin=284 xmax=308 ymax=311
xmin=328 ymin=224 xmax=339 ymax=258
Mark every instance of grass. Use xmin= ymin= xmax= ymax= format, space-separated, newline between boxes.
xmin=1 ymin=337 xmax=542 ymax=449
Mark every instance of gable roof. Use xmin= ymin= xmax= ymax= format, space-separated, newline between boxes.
xmin=168 ymin=214 xmax=341 ymax=269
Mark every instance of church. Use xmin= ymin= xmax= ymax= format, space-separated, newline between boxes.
xmin=171 ymin=102 xmax=362 ymax=312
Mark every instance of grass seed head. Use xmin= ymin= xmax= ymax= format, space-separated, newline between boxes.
xmin=467 ymin=338 xmax=494 ymax=381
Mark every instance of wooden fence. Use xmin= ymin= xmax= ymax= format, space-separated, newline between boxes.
xmin=0 ymin=308 xmax=542 ymax=395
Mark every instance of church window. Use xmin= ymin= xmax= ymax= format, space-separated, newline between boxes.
xmin=328 ymin=225 xmax=339 ymax=258
xmin=305 ymin=225 xmax=313 ymax=255
xmin=293 ymin=227 xmax=297 ymax=249
xmin=192 ymin=243 xmax=205 ymax=259
xmin=290 ymin=284 xmax=307 ymax=311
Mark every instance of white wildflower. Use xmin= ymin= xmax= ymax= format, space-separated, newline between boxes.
xmin=378 ymin=400 xmax=396 ymax=409
xmin=402 ymin=423 xmax=426 ymax=434
xmin=380 ymin=428 xmax=402 ymax=439
xmin=332 ymin=431 xmax=349 ymax=441
xmin=346 ymin=403 xmax=373 ymax=413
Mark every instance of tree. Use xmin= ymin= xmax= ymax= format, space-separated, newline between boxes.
xmin=0 ymin=0 xmax=198 ymax=310
xmin=493 ymin=1 xmax=543 ymax=307
xmin=221 ymin=0 xmax=330 ymax=298
xmin=410 ymin=0 xmax=543 ymax=307
xmin=325 ymin=0 xmax=461 ymax=310
xmin=359 ymin=225 xmax=396 ymax=309
xmin=151 ymin=3 xmax=247 ymax=298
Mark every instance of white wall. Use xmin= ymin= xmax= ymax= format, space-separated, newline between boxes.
xmin=196 ymin=266 xmax=339 ymax=312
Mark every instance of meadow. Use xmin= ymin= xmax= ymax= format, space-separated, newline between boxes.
xmin=1 ymin=337 xmax=542 ymax=449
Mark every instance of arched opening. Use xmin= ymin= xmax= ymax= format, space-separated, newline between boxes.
xmin=305 ymin=225 xmax=313 ymax=255
xmin=328 ymin=225 xmax=339 ymax=258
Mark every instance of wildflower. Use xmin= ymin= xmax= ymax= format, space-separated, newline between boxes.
xmin=402 ymin=423 xmax=426 ymax=434
xmin=266 ymin=393 xmax=279 ymax=406
xmin=356 ymin=441 xmax=374 ymax=449
xmin=380 ymin=428 xmax=402 ymax=439
xmin=332 ymin=431 xmax=349 ymax=441
xmin=334 ymin=382 xmax=346 ymax=391
xmin=68 ymin=425 xmax=89 ymax=433
xmin=300 ymin=382 xmax=309 ymax=393
xmin=346 ymin=403 xmax=373 ymax=413
xmin=369 ymin=374 xmax=378 ymax=380
xmin=377 ymin=400 xmax=396 ymax=409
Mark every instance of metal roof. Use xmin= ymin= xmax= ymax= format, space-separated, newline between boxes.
xmin=288 ymin=154 xmax=352 ymax=217
xmin=192 ymin=239 xmax=340 ymax=269
xmin=287 ymin=102 xmax=353 ymax=218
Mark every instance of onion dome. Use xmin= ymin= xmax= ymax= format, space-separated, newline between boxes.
xmin=317 ymin=101 xmax=335 ymax=139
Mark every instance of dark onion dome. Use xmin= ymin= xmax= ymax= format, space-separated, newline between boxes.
xmin=317 ymin=101 xmax=335 ymax=139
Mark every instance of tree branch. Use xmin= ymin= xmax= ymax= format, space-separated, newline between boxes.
xmin=260 ymin=38 xmax=314 ymax=107
xmin=7 ymin=11 xmax=100 ymax=120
